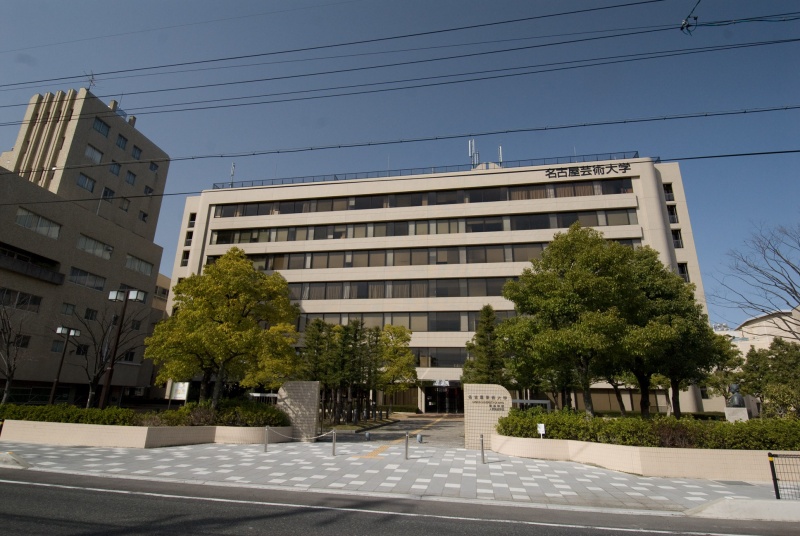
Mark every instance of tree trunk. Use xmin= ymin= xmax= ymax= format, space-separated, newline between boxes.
xmin=581 ymin=382 xmax=594 ymax=417
xmin=211 ymin=362 xmax=225 ymax=409
xmin=670 ymin=378 xmax=682 ymax=420
xmin=199 ymin=370 xmax=212 ymax=404
xmin=1 ymin=377 xmax=11 ymax=405
xmin=608 ymin=380 xmax=627 ymax=416
xmin=86 ymin=380 xmax=99 ymax=408
xmin=635 ymin=373 xmax=652 ymax=418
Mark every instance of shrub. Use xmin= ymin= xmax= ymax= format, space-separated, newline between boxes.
xmin=0 ymin=404 xmax=138 ymax=425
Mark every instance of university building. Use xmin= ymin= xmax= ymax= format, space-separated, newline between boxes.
xmin=170 ymin=152 xmax=707 ymax=413
xmin=0 ymin=88 xmax=170 ymax=405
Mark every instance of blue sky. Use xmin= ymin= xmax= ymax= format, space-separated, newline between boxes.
xmin=1 ymin=0 xmax=798 ymax=327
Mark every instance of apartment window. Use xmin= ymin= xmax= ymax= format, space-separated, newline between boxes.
xmin=672 ymin=230 xmax=684 ymax=249
xmin=76 ymin=173 xmax=95 ymax=192
xmin=467 ymin=187 xmax=505 ymax=203
xmin=15 ymin=208 xmax=61 ymax=239
xmin=116 ymin=135 xmax=128 ymax=149
xmin=109 ymin=162 xmax=121 ymax=176
xmin=85 ymin=144 xmax=103 ymax=164
xmin=667 ymin=205 xmax=679 ymax=224
xmin=436 ymin=247 xmax=459 ymax=264
xmin=512 ymin=243 xmax=544 ymax=262
xmin=138 ymin=211 xmax=148 ymax=223
xmin=0 ymin=288 xmax=42 ymax=313
xmin=69 ymin=267 xmax=106 ymax=291
xmin=188 ymin=213 xmax=197 ymax=228
xmin=77 ymin=235 xmax=113 ymax=260
xmin=429 ymin=312 xmax=461 ymax=331
xmin=511 ymin=213 xmax=550 ymax=231
xmin=84 ymin=308 xmax=98 ymax=320
xmin=144 ymin=186 xmax=154 ymax=195
xmin=102 ymin=187 xmax=115 ymax=202
xmin=184 ymin=231 xmax=193 ymax=247
xmin=126 ymin=254 xmax=153 ymax=276
xmin=125 ymin=171 xmax=136 ymax=185
xmin=61 ymin=303 xmax=75 ymax=315
xmin=601 ymin=178 xmax=633 ymax=195
xmin=663 ymin=183 xmax=675 ymax=202
xmin=180 ymin=251 xmax=190 ymax=267
xmin=132 ymin=146 xmax=142 ymax=160
xmin=121 ymin=350 xmax=136 ymax=362
xmin=14 ymin=335 xmax=31 ymax=349
xmin=131 ymin=320 xmax=142 ymax=330
xmin=605 ymin=210 xmax=633 ymax=226
xmin=509 ymin=184 xmax=547 ymax=200
xmin=436 ymin=219 xmax=459 ymax=234
xmin=433 ymin=190 xmax=461 ymax=205
xmin=92 ymin=117 xmax=110 ymax=137
xmin=149 ymin=162 xmax=159 ymax=172
xmin=677 ymin=263 xmax=690 ymax=282
xmin=120 ymin=198 xmax=130 ymax=211
xmin=465 ymin=217 xmax=503 ymax=233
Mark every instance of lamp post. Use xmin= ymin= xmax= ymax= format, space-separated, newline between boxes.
xmin=99 ymin=289 xmax=145 ymax=409
xmin=49 ymin=326 xmax=80 ymax=405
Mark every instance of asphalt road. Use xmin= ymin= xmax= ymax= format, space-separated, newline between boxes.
xmin=0 ymin=469 xmax=795 ymax=536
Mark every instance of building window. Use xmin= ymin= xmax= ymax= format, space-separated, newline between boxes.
xmin=663 ymin=183 xmax=675 ymax=202
xmin=61 ymin=302 xmax=75 ymax=315
xmin=51 ymin=340 xmax=65 ymax=353
xmin=188 ymin=213 xmax=196 ymax=228
xmin=184 ymin=231 xmax=193 ymax=247
xmin=126 ymin=254 xmax=153 ymax=276
xmin=667 ymin=205 xmax=679 ymax=224
xmin=138 ymin=211 xmax=148 ymax=223
xmin=155 ymin=286 xmax=169 ymax=301
xmin=76 ymin=173 xmax=95 ymax=192
xmin=144 ymin=186 xmax=153 ymax=195
xmin=132 ymin=146 xmax=142 ymax=160
xmin=149 ymin=162 xmax=159 ymax=172
xmin=68 ymin=267 xmax=106 ymax=291
xmin=116 ymin=135 xmax=128 ymax=149
xmin=102 ymin=187 xmax=115 ymax=202
xmin=77 ymin=235 xmax=113 ymax=259
xmin=677 ymin=263 xmax=690 ymax=282
xmin=125 ymin=171 xmax=136 ymax=185
xmin=12 ymin=335 xmax=30 ymax=349
xmin=92 ymin=117 xmax=110 ymax=137
xmin=85 ymin=145 xmax=103 ymax=164
xmin=121 ymin=350 xmax=136 ymax=362
xmin=75 ymin=344 xmax=89 ymax=356
xmin=15 ymin=208 xmax=61 ymax=239
xmin=120 ymin=198 xmax=130 ymax=211
xmin=180 ymin=251 xmax=190 ymax=267
xmin=84 ymin=308 xmax=98 ymax=320
xmin=109 ymin=162 xmax=121 ymax=176
xmin=0 ymin=288 xmax=43 ymax=313
xmin=672 ymin=230 xmax=684 ymax=249
xmin=131 ymin=320 xmax=142 ymax=330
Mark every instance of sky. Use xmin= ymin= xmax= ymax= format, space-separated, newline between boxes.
xmin=1 ymin=0 xmax=798 ymax=328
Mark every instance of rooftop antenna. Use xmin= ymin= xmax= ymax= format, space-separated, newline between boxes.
xmin=498 ymin=145 xmax=503 ymax=167
xmin=84 ymin=70 xmax=96 ymax=90
xmin=469 ymin=139 xmax=480 ymax=168
xmin=230 ymin=162 xmax=235 ymax=188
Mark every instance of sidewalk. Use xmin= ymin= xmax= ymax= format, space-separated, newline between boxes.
xmin=2 ymin=437 xmax=795 ymax=521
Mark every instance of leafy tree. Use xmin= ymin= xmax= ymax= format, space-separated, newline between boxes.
xmin=740 ymin=338 xmax=800 ymax=417
xmin=462 ymin=305 xmax=507 ymax=386
xmin=704 ymin=339 xmax=745 ymax=403
xmin=145 ymin=248 xmax=298 ymax=409
xmin=378 ymin=324 xmax=417 ymax=411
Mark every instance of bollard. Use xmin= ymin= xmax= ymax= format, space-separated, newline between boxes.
xmin=480 ymin=434 xmax=485 ymax=464
xmin=264 ymin=426 xmax=270 ymax=453
xmin=332 ymin=429 xmax=337 ymax=456
xmin=365 ymin=432 xmax=371 ymax=441
xmin=405 ymin=431 xmax=409 ymax=460
xmin=416 ymin=433 xmax=422 ymax=444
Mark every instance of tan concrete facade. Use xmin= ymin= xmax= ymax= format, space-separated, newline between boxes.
xmin=170 ymin=155 xmax=705 ymax=412
xmin=0 ymin=89 xmax=170 ymax=404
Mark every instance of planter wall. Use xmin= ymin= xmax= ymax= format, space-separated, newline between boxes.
xmin=491 ymin=433 xmax=792 ymax=482
xmin=0 ymin=420 xmax=294 ymax=449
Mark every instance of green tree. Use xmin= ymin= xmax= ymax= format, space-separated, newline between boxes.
xmin=378 ymin=324 xmax=417 ymax=411
xmin=462 ymin=305 xmax=507 ymax=386
xmin=145 ymin=248 xmax=298 ymax=408
xmin=740 ymin=338 xmax=800 ymax=417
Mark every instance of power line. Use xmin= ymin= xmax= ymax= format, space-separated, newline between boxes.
xmin=2 ymin=103 xmax=798 ymax=182
xmin=0 ymin=0 xmax=668 ymax=91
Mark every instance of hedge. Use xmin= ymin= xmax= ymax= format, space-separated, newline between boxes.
xmin=497 ymin=408 xmax=800 ymax=451
xmin=0 ymin=402 xmax=290 ymax=428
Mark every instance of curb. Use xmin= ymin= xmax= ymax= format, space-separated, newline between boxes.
xmin=686 ymin=497 xmax=800 ymax=522
xmin=0 ymin=451 xmax=31 ymax=469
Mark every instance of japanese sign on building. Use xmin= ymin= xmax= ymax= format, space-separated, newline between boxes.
xmin=544 ymin=162 xmax=631 ymax=179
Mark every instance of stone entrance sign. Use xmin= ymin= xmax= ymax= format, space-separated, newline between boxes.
xmin=464 ymin=384 xmax=511 ymax=450
xmin=277 ymin=381 xmax=320 ymax=441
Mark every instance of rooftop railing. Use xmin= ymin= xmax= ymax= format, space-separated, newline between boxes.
xmin=212 ymin=151 xmax=641 ymax=190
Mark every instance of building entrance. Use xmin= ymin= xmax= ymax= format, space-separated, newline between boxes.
xmin=424 ymin=382 xmax=463 ymax=414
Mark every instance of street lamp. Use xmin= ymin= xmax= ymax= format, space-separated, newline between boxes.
xmin=49 ymin=326 xmax=80 ymax=405
xmin=99 ymin=289 xmax=145 ymax=409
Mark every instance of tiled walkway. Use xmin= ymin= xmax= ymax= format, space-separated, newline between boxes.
xmin=1 ymin=440 xmax=775 ymax=512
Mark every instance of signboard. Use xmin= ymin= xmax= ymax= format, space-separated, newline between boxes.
xmin=168 ymin=381 xmax=189 ymax=401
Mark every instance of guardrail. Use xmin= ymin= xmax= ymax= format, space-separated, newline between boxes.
xmin=768 ymin=452 xmax=800 ymax=500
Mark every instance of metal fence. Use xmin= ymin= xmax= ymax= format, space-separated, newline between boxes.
xmin=768 ymin=453 xmax=800 ymax=500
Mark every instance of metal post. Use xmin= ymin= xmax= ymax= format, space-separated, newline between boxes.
xmin=332 ymin=430 xmax=336 ymax=456
xmin=264 ymin=426 xmax=269 ymax=453
xmin=49 ymin=328 xmax=78 ymax=405
xmin=405 ymin=431 xmax=409 ymax=460
xmin=480 ymin=434 xmax=485 ymax=464
xmin=768 ymin=453 xmax=781 ymax=500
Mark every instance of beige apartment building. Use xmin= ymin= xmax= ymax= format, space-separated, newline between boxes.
xmin=0 ymin=88 xmax=170 ymax=405
xmin=170 ymin=152 xmax=707 ymax=413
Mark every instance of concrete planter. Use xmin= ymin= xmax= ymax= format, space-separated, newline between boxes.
xmin=491 ymin=433 xmax=793 ymax=482
xmin=0 ymin=420 xmax=294 ymax=449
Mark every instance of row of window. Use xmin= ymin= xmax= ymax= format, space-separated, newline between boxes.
xmin=92 ymin=117 xmax=152 ymax=167
xmin=288 ymin=277 xmax=514 ymax=301
xmin=213 ymin=178 xmax=634 ymax=218
xmin=50 ymin=338 xmax=136 ymax=361
xmin=15 ymin=208 xmax=61 ymax=239
xmin=0 ymin=287 xmax=43 ymax=313
xmin=210 ymin=209 xmax=639 ymax=246
xmin=298 ymin=310 xmax=515 ymax=333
